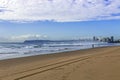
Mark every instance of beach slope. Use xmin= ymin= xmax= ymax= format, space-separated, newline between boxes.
xmin=0 ymin=46 xmax=120 ymax=80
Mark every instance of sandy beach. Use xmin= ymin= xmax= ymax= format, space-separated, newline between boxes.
xmin=0 ymin=46 xmax=120 ymax=80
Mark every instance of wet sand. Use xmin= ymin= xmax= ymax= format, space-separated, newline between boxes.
xmin=0 ymin=46 xmax=120 ymax=80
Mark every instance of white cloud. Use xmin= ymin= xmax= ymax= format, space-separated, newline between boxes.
xmin=0 ymin=0 xmax=120 ymax=22
xmin=0 ymin=34 xmax=48 ymax=42
xmin=11 ymin=34 xmax=48 ymax=41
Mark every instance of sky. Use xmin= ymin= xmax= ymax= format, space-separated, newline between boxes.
xmin=0 ymin=0 xmax=120 ymax=42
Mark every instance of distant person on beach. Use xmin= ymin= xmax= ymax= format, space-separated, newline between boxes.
xmin=92 ymin=44 xmax=95 ymax=48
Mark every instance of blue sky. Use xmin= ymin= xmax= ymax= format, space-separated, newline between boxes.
xmin=0 ymin=19 xmax=120 ymax=42
xmin=0 ymin=0 xmax=120 ymax=42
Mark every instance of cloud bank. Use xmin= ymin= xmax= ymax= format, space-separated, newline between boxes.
xmin=0 ymin=0 xmax=120 ymax=22
xmin=0 ymin=34 xmax=48 ymax=42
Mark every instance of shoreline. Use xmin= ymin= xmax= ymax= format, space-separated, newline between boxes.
xmin=0 ymin=44 xmax=119 ymax=61
xmin=0 ymin=46 xmax=120 ymax=80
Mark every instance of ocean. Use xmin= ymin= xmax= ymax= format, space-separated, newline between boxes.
xmin=0 ymin=40 xmax=119 ymax=60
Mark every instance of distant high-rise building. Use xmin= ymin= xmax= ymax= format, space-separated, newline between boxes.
xmin=93 ymin=36 xmax=96 ymax=41
xmin=110 ymin=36 xmax=114 ymax=42
xmin=93 ymin=36 xmax=99 ymax=41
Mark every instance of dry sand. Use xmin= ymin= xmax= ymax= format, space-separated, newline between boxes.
xmin=0 ymin=46 xmax=120 ymax=80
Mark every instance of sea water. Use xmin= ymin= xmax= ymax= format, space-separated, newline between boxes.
xmin=0 ymin=40 xmax=119 ymax=60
